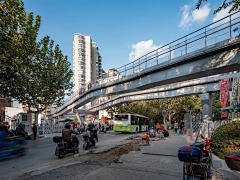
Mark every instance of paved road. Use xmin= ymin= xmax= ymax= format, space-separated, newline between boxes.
xmin=0 ymin=131 xmax=133 ymax=180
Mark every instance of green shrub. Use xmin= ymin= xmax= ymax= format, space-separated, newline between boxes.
xmin=211 ymin=121 xmax=240 ymax=159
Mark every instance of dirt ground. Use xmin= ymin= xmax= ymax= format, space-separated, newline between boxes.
xmin=107 ymin=140 xmax=142 ymax=157
xmin=22 ymin=139 xmax=143 ymax=180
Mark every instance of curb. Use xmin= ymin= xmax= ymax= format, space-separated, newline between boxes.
xmin=212 ymin=153 xmax=240 ymax=179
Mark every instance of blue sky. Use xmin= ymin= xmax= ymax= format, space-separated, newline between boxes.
xmin=22 ymin=0 xmax=229 ymax=72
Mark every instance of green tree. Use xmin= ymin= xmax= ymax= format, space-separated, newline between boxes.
xmin=0 ymin=0 xmax=41 ymax=92
xmin=107 ymin=95 xmax=201 ymax=125
xmin=196 ymin=0 xmax=240 ymax=14
xmin=0 ymin=0 xmax=73 ymax=121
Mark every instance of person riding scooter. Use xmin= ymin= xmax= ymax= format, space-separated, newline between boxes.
xmin=86 ymin=127 xmax=96 ymax=148
xmin=0 ymin=124 xmax=8 ymax=148
xmin=62 ymin=123 xmax=79 ymax=155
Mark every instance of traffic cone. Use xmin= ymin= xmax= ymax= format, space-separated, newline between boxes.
xmin=146 ymin=136 xmax=149 ymax=144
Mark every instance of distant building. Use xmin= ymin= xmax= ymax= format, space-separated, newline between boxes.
xmin=0 ymin=97 xmax=11 ymax=123
xmin=0 ymin=98 xmax=24 ymax=126
xmin=73 ymin=33 xmax=102 ymax=93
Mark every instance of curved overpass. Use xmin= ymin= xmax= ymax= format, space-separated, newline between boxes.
xmin=49 ymin=12 xmax=240 ymax=118
xmin=88 ymin=72 xmax=240 ymax=111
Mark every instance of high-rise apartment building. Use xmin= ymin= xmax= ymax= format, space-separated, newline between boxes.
xmin=73 ymin=33 xmax=102 ymax=93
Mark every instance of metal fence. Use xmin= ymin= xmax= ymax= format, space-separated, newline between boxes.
xmin=201 ymin=119 xmax=240 ymax=138
xmin=52 ymin=11 xmax=240 ymax=115
xmin=38 ymin=124 xmax=64 ymax=134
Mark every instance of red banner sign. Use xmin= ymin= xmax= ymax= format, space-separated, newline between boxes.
xmin=219 ymin=78 xmax=230 ymax=118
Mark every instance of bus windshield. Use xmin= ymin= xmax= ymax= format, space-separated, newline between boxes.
xmin=115 ymin=115 xmax=128 ymax=121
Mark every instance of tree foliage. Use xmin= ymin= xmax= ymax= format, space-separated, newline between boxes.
xmin=107 ymin=95 xmax=202 ymax=123
xmin=107 ymin=93 xmax=222 ymax=122
xmin=196 ymin=0 xmax=240 ymax=14
xmin=0 ymin=0 xmax=73 ymax=114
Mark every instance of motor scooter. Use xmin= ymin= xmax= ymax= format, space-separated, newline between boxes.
xmin=0 ymin=137 xmax=27 ymax=158
xmin=0 ymin=125 xmax=27 ymax=158
xmin=53 ymin=135 xmax=79 ymax=159
xmin=8 ymin=129 xmax=17 ymax=136
xmin=83 ymin=134 xmax=95 ymax=150
xmin=77 ymin=128 xmax=83 ymax=134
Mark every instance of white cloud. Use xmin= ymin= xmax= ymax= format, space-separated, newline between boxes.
xmin=212 ymin=6 xmax=231 ymax=22
xmin=211 ymin=6 xmax=239 ymax=29
xmin=179 ymin=5 xmax=192 ymax=30
xmin=192 ymin=4 xmax=211 ymax=23
xmin=179 ymin=3 xmax=211 ymax=30
xmin=129 ymin=40 xmax=161 ymax=61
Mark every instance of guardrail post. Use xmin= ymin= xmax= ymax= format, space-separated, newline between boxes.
xmin=185 ymin=37 xmax=187 ymax=54
xmin=125 ymin=65 xmax=126 ymax=76
xmin=205 ymin=27 xmax=207 ymax=47
xmin=139 ymin=60 xmax=140 ymax=70
xmin=156 ymin=50 xmax=158 ymax=64
xmin=145 ymin=55 xmax=147 ymax=68
xmin=230 ymin=15 xmax=232 ymax=38
xmin=117 ymin=68 xmax=119 ymax=79
xmin=169 ymin=43 xmax=171 ymax=60
xmin=133 ymin=61 xmax=134 ymax=73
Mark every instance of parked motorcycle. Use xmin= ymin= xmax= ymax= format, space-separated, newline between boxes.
xmin=53 ymin=135 xmax=79 ymax=159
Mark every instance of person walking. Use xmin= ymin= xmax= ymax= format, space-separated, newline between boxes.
xmin=179 ymin=120 xmax=184 ymax=131
xmin=32 ymin=123 xmax=37 ymax=140
xmin=174 ymin=121 xmax=178 ymax=133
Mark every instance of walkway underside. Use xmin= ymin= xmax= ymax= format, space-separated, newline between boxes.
xmin=88 ymin=72 xmax=239 ymax=111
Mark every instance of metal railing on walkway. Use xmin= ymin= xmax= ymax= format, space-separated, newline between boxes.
xmin=51 ymin=11 xmax=240 ymax=115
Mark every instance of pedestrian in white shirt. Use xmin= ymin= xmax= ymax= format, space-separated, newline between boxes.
xmin=174 ymin=121 xmax=178 ymax=133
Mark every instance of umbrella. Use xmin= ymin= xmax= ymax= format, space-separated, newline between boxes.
xmin=58 ymin=118 xmax=75 ymax=122
xmin=220 ymin=104 xmax=240 ymax=113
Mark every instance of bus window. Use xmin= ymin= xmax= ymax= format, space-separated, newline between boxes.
xmin=115 ymin=115 xmax=128 ymax=121
xmin=131 ymin=115 xmax=139 ymax=125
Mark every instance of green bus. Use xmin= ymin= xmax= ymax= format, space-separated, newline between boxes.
xmin=113 ymin=113 xmax=150 ymax=133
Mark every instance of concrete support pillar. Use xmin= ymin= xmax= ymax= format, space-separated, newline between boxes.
xmin=72 ymin=108 xmax=82 ymax=125
xmin=201 ymin=93 xmax=213 ymax=122
xmin=184 ymin=113 xmax=192 ymax=136
xmin=79 ymin=115 xmax=85 ymax=125
xmin=201 ymin=93 xmax=213 ymax=138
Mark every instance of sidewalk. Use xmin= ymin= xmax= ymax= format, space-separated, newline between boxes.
xmin=38 ymin=133 xmax=62 ymax=139
xmin=75 ymin=132 xmax=240 ymax=180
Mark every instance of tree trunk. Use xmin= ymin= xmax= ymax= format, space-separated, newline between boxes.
xmin=34 ymin=112 xmax=40 ymax=125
